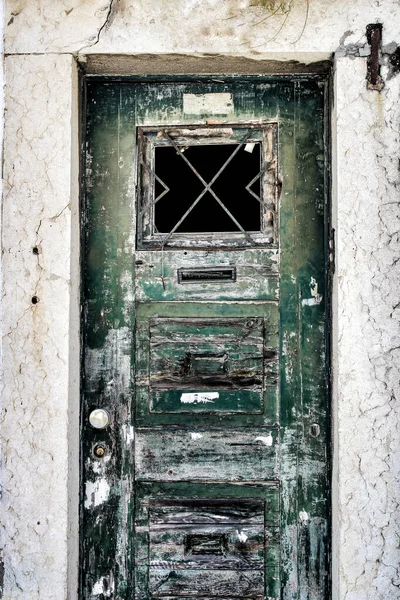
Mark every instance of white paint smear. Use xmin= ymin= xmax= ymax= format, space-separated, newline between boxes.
xmin=92 ymin=580 xmax=104 ymax=595
xmin=302 ymin=297 xmax=319 ymax=306
xmin=122 ymin=424 xmax=134 ymax=445
xmin=255 ymin=434 xmax=273 ymax=446
xmin=190 ymin=432 xmax=203 ymax=440
xmin=299 ymin=510 xmax=309 ymax=522
xmin=303 ymin=276 xmax=322 ymax=305
xmin=183 ymin=93 xmax=234 ymax=115
xmin=237 ymin=530 xmax=248 ymax=543
xmin=84 ymin=478 xmax=111 ymax=509
xmin=92 ymin=576 xmax=114 ymax=597
xmin=181 ymin=392 xmax=219 ymax=404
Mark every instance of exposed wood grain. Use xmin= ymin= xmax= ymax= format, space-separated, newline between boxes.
xmin=278 ymin=80 xmax=329 ymax=597
xmin=82 ymin=83 xmax=136 ymax=599
xmin=149 ymin=317 xmax=266 ymax=389
xmin=83 ymin=54 xmax=332 ymax=77
xmin=135 ymin=301 xmax=279 ymax=425
xmin=148 ymin=498 xmax=264 ymax=525
xmin=134 ymin=481 xmax=280 ymax=526
xmin=135 ymin=427 xmax=279 ymax=482
xmin=148 ymin=568 xmax=264 ymax=596
xmin=148 ymin=524 xmax=264 ymax=569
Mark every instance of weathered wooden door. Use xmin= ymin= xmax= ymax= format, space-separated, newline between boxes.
xmin=82 ymin=78 xmax=330 ymax=600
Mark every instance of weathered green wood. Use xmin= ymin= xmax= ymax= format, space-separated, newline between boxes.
xmin=277 ymin=81 xmax=329 ymax=598
xmin=135 ymin=301 xmax=279 ymax=428
xmin=148 ymin=498 xmax=265 ymax=524
xmin=149 ymin=317 xmax=267 ymax=389
xmin=134 ymin=482 xmax=280 ymax=525
xmin=81 ymin=83 xmax=136 ymax=599
xmin=135 ymin=249 xmax=278 ymax=302
xmin=137 ymin=124 xmax=277 ymax=249
xmin=137 ymin=385 xmax=279 ymax=427
xmin=82 ymin=78 xmax=330 ymax=600
xmin=135 ymin=427 xmax=279 ymax=481
xmin=134 ymin=482 xmax=280 ymax=600
xmin=147 ymin=569 xmax=264 ymax=596
xmin=148 ymin=525 xmax=264 ymax=568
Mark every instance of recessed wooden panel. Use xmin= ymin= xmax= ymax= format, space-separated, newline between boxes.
xmin=135 ymin=428 xmax=279 ymax=482
xmin=145 ymin=316 xmax=278 ymax=415
xmin=135 ymin=484 xmax=280 ymax=600
xmin=149 ymin=317 xmax=265 ymax=387
xmin=135 ymin=302 xmax=279 ymax=426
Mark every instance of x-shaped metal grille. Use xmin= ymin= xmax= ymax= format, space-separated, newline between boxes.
xmin=140 ymin=127 xmax=275 ymax=247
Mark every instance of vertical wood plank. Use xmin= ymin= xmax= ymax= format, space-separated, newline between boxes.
xmin=81 ymin=82 xmax=136 ymax=599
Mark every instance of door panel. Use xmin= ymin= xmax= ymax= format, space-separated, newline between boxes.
xmin=82 ymin=79 xmax=330 ymax=600
xmin=135 ymin=301 xmax=278 ymax=425
xmin=135 ymin=249 xmax=278 ymax=303
xmin=135 ymin=427 xmax=279 ymax=481
xmin=135 ymin=483 xmax=280 ymax=600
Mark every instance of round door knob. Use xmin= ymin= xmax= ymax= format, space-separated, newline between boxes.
xmin=89 ymin=408 xmax=110 ymax=429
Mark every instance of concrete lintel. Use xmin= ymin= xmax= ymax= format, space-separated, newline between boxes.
xmin=79 ymin=52 xmax=333 ymax=77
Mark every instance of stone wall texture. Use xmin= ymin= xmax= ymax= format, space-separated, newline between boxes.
xmin=2 ymin=1 xmax=400 ymax=599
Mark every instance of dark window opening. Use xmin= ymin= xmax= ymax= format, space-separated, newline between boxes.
xmin=154 ymin=143 xmax=261 ymax=234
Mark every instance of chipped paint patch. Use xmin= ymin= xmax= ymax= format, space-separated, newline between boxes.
xmin=302 ymin=277 xmax=322 ymax=306
xmin=244 ymin=142 xmax=256 ymax=153
xmin=84 ymin=478 xmax=111 ymax=510
xmin=183 ymin=92 xmax=233 ymax=115
xmin=299 ymin=510 xmax=309 ymax=522
xmin=310 ymin=277 xmax=323 ymax=303
xmin=92 ymin=575 xmax=115 ymax=597
xmin=255 ymin=434 xmax=273 ymax=446
xmin=180 ymin=392 xmax=219 ymax=404
xmin=122 ymin=424 xmax=134 ymax=445
xmin=237 ymin=530 xmax=248 ymax=542
xmin=190 ymin=432 xmax=203 ymax=440
xmin=302 ymin=297 xmax=319 ymax=306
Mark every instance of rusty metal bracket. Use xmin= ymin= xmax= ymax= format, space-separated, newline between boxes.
xmin=366 ymin=23 xmax=384 ymax=91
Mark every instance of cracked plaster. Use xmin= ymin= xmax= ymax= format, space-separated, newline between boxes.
xmin=1 ymin=1 xmax=400 ymax=599
xmin=1 ymin=54 xmax=79 ymax=599
xmin=4 ymin=0 xmax=400 ymax=56
xmin=334 ymin=57 xmax=400 ymax=599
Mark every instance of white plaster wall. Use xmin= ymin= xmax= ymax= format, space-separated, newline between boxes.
xmin=1 ymin=54 xmax=79 ymax=599
xmin=334 ymin=58 xmax=400 ymax=599
xmin=1 ymin=1 xmax=400 ymax=599
xmin=3 ymin=0 xmax=400 ymax=56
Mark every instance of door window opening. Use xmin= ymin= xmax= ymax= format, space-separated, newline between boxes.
xmin=154 ymin=143 xmax=261 ymax=233
xmin=137 ymin=125 xmax=278 ymax=249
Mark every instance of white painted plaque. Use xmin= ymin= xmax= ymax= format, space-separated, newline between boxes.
xmin=183 ymin=93 xmax=234 ymax=115
xmin=180 ymin=392 xmax=219 ymax=404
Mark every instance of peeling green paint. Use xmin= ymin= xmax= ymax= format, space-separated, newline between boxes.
xmin=81 ymin=78 xmax=330 ymax=599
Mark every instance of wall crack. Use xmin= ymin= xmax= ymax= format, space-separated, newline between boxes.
xmin=78 ymin=0 xmax=117 ymax=53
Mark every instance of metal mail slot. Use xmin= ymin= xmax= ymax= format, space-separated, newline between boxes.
xmin=178 ymin=267 xmax=236 ymax=284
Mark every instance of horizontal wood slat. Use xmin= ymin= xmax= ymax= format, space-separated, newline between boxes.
xmin=135 ymin=428 xmax=279 ymax=482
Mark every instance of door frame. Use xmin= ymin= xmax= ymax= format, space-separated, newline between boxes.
xmin=79 ymin=70 xmax=333 ymax=599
